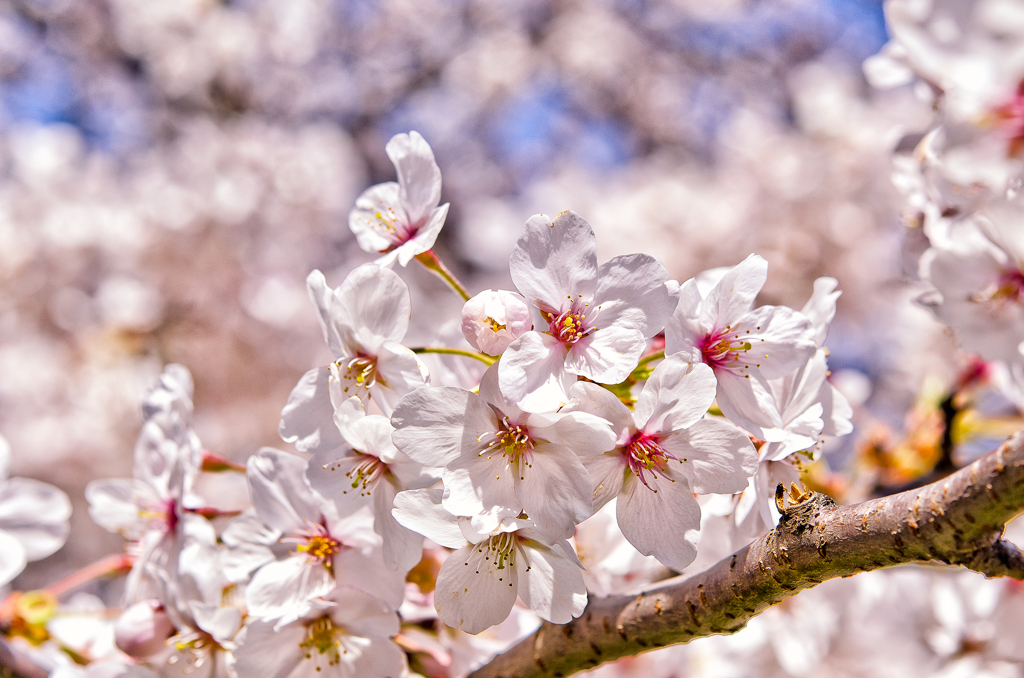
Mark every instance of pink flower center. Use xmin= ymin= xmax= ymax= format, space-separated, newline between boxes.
xmin=993 ymin=81 xmax=1024 ymax=156
xmin=698 ymin=326 xmax=754 ymax=372
xmin=481 ymin=416 xmax=534 ymax=468
xmin=624 ymin=432 xmax=678 ymax=488
xmin=544 ymin=303 xmax=593 ymax=345
xmin=366 ymin=201 xmax=419 ymax=249
xmin=994 ymin=269 xmax=1024 ymax=302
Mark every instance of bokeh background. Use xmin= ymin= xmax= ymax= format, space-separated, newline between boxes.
xmin=0 ymin=0 xmax=958 ymax=590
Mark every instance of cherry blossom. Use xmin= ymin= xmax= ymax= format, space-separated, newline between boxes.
xmin=305 ymin=396 xmax=435 ymax=572
xmin=391 ymin=363 xmax=616 ymax=539
xmin=0 ymin=434 xmax=71 ymax=587
xmin=665 ymin=254 xmax=818 ymax=441
xmin=221 ymin=448 xmax=406 ymax=626
xmin=281 ymin=264 xmax=429 ymax=446
xmin=565 ymin=355 xmax=757 ymax=570
xmin=393 ymin=489 xmax=587 ymax=634
xmin=499 ymin=210 xmax=678 ymax=412
xmin=461 ymin=289 xmax=533 ymax=356
xmin=348 ymin=131 xmax=449 ymax=268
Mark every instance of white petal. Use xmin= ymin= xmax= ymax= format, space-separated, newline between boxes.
xmin=434 ymin=542 xmax=518 ymax=634
xmin=518 ymin=539 xmax=587 ymax=624
xmin=699 ymin=254 xmax=767 ymax=329
xmin=334 ymin=543 xmax=407 ymax=610
xmin=390 ymin=203 xmax=448 ymax=267
xmin=232 ymin=620 xmax=307 ymax=678
xmin=442 ymin=455 xmax=520 ymax=520
xmin=617 ymin=473 xmax=700 ymax=570
xmin=370 ymin=341 xmax=430 ymax=416
xmin=801 ymin=277 xmax=840 ymax=346
xmin=85 ymin=478 xmax=152 ymax=538
xmin=515 ymin=443 xmax=593 ymax=539
xmin=245 ymin=555 xmax=334 ymax=624
xmin=715 ymin=368 xmax=784 ymax=439
xmin=337 ymin=264 xmax=411 ymax=354
xmin=392 ymin=488 xmax=466 ymax=549
xmin=565 ymin=326 xmax=645 ymax=384
xmin=339 ymin=414 xmax=395 ymax=461
xmin=565 ymin=381 xmax=635 ymax=436
xmin=529 ymin=410 xmax=616 ymax=456
xmin=592 ymin=254 xmax=675 ymax=338
xmin=498 ymin=332 xmax=573 ymax=412
xmin=664 ymin=278 xmax=706 ymax=357
xmin=660 ymin=418 xmax=758 ymax=494
xmin=387 ymin=130 xmax=442 ymax=226
xmin=0 ymin=477 xmax=71 ymax=560
xmin=738 ymin=305 xmax=818 ymax=380
xmin=820 ymin=383 xmax=853 ymax=438
xmin=634 ymin=358 xmax=716 ymax=435
xmin=391 ymin=387 xmax=495 ymax=467
xmin=0 ymin=435 xmax=9 ymax=483
xmin=509 ymin=211 xmax=598 ymax=312
xmin=306 ymin=270 xmax=348 ymax=357
xmin=247 ymin=448 xmax=321 ymax=534
xmin=220 ymin=509 xmax=278 ymax=583
xmin=374 ymin=480 xmax=423 ymax=572
xmin=0 ymin=529 xmax=27 ymax=586
xmin=581 ymin=453 xmax=627 ymax=512
xmin=280 ymin=367 xmax=346 ymax=454
xmin=349 ymin=181 xmax=404 ymax=253
xmin=305 ymin=452 xmax=369 ymax=515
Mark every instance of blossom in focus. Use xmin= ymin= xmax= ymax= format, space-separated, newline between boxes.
xmin=348 ymin=131 xmax=449 ymax=267
xmin=221 ymin=448 xmax=405 ymax=625
xmin=305 ymin=396 xmax=435 ymax=572
xmin=0 ymin=434 xmax=72 ymax=587
xmin=393 ymin=489 xmax=587 ymax=634
xmin=280 ymin=264 xmax=429 ymax=453
xmin=232 ymin=587 xmax=406 ymax=678
xmin=499 ymin=210 xmax=677 ymax=412
xmin=391 ymin=363 xmax=615 ymax=539
xmin=461 ymin=289 xmax=533 ymax=356
xmin=665 ymin=254 xmax=818 ymax=441
xmin=565 ymin=355 xmax=757 ymax=570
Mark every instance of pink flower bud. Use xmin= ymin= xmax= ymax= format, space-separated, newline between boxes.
xmin=115 ymin=599 xmax=174 ymax=658
xmin=461 ymin=290 xmax=532 ymax=355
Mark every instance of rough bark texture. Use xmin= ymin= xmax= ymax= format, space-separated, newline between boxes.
xmin=469 ymin=431 xmax=1024 ymax=678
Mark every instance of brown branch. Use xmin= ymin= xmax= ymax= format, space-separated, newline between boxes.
xmin=470 ymin=430 xmax=1024 ymax=678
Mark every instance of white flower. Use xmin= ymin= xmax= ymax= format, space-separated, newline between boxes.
xmin=85 ymin=364 xmax=203 ymax=602
xmin=499 ymin=210 xmax=677 ymax=412
xmin=348 ymin=131 xmax=449 ymax=267
xmin=461 ymin=289 xmax=533 ymax=356
xmin=305 ymin=396 xmax=435 ymax=572
xmin=0 ymin=434 xmax=71 ymax=587
xmin=284 ymin=265 xmax=429 ymax=426
xmin=665 ymin=254 xmax=818 ymax=441
xmin=565 ymin=356 xmax=757 ymax=570
xmin=391 ymin=363 xmax=616 ymax=540
xmin=232 ymin=587 xmax=406 ymax=678
xmin=221 ymin=448 xmax=405 ymax=625
xmin=393 ymin=489 xmax=587 ymax=634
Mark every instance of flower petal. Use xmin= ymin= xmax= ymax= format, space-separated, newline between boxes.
xmin=660 ymin=418 xmax=758 ymax=494
xmin=0 ymin=477 xmax=71 ymax=560
xmin=565 ymin=326 xmax=645 ymax=384
xmin=387 ymin=131 xmax=442 ymax=226
xmin=245 ymin=555 xmax=335 ymax=624
xmin=391 ymin=387 xmax=494 ymax=467
xmin=581 ymin=453 xmax=627 ymax=512
xmin=392 ymin=488 xmax=466 ymax=549
xmin=633 ymin=358 xmax=716 ymax=435
xmin=498 ymin=332 xmax=573 ymax=412
xmin=247 ymin=448 xmax=322 ymax=534
xmin=515 ymin=443 xmax=593 ymax=539
xmin=371 ymin=341 xmax=430 ymax=416
xmin=0 ymin=530 xmax=26 ymax=587
xmin=593 ymin=254 xmax=676 ymax=338
xmin=349 ymin=181 xmax=404 ymax=254
xmin=279 ymin=367 xmax=346 ymax=454
xmin=337 ymin=264 xmax=411 ymax=354
xmin=617 ymin=473 xmax=700 ymax=570
xmin=434 ymin=542 xmax=519 ymax=634
xmin=699 ymin=253 xmax=767 ymax=329
xmin=509 ymin=211 xmax=598 ymax=313
xmin=517 ymin=539 xmax=587 ymax=624
xmin=374 ymin=480 xmax=424 ymax=572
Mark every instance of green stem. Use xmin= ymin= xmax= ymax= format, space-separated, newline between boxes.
xmin=412 ymin=347 xmax=495 ymax=365
xmin=637 ymin=350 xmax=665 ymax=368
xmin=415 ymin=250 xmax=471 ymax=301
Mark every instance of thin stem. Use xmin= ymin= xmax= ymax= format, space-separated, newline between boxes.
xmin=637 ymin=350 xmax=665 ymax=369
xmin=44 ymin=553 xmax=133 ymax=598
xmin=415 ymin=250 xmax=471 ymax=301
xmin=412 ymin=347 xmax=495 ymax=365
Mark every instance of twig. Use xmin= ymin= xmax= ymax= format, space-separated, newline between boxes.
xmin=470 ymin=430 xmax=1024 ymax=678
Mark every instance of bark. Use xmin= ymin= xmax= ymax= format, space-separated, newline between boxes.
xmin=470 ymin=430 xmax=1024 ymax=678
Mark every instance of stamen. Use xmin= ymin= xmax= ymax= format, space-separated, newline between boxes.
xmin=299 ymin=616 xmax=348 ymax=668
xmin=699 ymin=328 xmax=754 ymax=371
xmin=283 ymin=522 xmax=341 ymax=567
xmin=624 ymin=432 xmax=678 ymax=488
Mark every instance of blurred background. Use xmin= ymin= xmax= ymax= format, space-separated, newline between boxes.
xmin=0 ymin=0 xmax=964 ymax=589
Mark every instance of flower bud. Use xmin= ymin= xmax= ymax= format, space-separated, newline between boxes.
xmin=461 ymin=290 xmax=532 ymax=355
xmin=115 ymin=599 xmax=174 ymax=658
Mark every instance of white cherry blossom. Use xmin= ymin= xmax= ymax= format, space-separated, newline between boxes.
xmin=221 ymin=448 xmax=405 ymax=625
xmin=391 ymin=363 xmax=616 ymax=540
xmin=232 ymin=587 xmax=406 ymax=678
xmin=0 ymin=434 xmax=71 ymax=587
xmin=665 ymin=254 xmax=818 ymax=441
xmin=461 ymin=289 xmax=533 ymax=356
xmin=565 ymin=356 xmax=757 ymax=570
xmin=305 ymin=396 xmax=435 ymax=572
xmin=282 ymin=264 xmax=428 ymax=442
xmin=348 ymin=131 xmax=449 ymax=267
xmin=499 ymin=210 xmax=677 ymax=412
xmin=392 ymin=489 xmax=587 ymax=634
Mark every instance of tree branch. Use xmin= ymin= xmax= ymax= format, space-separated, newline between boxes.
xmin=471 ymin=430 xmax=1024 ymax=678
